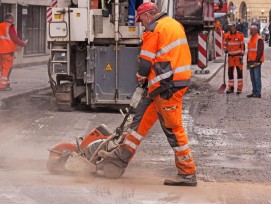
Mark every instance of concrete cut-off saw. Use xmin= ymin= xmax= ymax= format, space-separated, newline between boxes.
xmin=47 ymin=85 xmax=146 ymax=179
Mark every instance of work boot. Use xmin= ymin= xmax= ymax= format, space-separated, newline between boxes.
xmin=164 ymin=173 xmax=197 ymax=186
xmin=226 ymin=88 xmax=234 ymax=94
xmin=236 ymin=90 xmax=242 ymax=95
xmin=0 ymin=87 xmax=12 ymax=91
xmin=247 ymin=94 xmax=261 ymax=98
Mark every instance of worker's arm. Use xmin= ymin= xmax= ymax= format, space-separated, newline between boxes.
xmin=137 ymin=31 xmax=159 ymax=80
xmin=255 ymin=39 xmax=264 ymax=63
xmin=9 ymin=25 xmax=26 ymax=46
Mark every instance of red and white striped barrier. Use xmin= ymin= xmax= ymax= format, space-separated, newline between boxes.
xmin=47 ymin=0 xmax=58 ymax=22
xmin=198 ymin=33 xmax=208 ymax=69
xmin=214 ymin=30 xmax=223 ymax=58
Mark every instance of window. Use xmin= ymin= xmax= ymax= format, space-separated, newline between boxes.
xmin=0 ymin=4 xmax=12 ymax=22
xmin=24 ymin=5 xmax=46 ymax=55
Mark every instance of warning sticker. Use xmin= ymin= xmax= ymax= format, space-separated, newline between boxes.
xmin=105 ymin=63 xmax=113 ymax=71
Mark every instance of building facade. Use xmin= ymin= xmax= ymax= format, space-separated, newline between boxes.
xmin=228 ymin=0 xmax=271 ymax=24
xmin=0 ymin=0 xmax=51 ymax=67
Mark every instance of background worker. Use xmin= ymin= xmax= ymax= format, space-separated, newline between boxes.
xmin=98 ymin=2 xmax=197 ymax=186
xmin=223 ymin=22 xmax=245 ymax=95
xmin=247 ymin=25 xmax=264 ymax=98
xmin=0 ymin=13 xmax=27 ymax=91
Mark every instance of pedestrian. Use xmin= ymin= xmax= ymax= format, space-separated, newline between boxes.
xmin=241 ymin=19 xmax=248 ymax=37
xmin=268 ymin=21 xmax=271 ymax=47
xmin=0 ymin=13 xmax=27 ymax=91
xmin=222 ymin=19 xmax=229 ymax=33
xmin=247 ymin=25 xmax=264 ymax=98
xmin=236 ymin=19 xmax=244 ymax=34
xmin=223 ymin=22 xmax=245 ymax=94
xmin=98 ymin=2 xmax=197 ymax=186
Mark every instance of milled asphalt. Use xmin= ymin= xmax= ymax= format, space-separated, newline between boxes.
xmin=0 ymin=61 xmax=224 ymax=109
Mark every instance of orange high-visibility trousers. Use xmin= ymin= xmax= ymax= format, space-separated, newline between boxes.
xmin=122 ymin=88 xmax=197 ymax=175
xmin=228 ymin=55 xmax=243 ymax=91
xmin=0 ymin=53 xmax=13 ymax=88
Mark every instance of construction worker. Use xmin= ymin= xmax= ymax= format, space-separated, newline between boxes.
xmin=247 ymin=25 xmax=264 ymax=98
xmin=0 ymin=13 xmax=27 ymax=91
xmin=223 ymin=22 xmax=245 ymax=94
xmin=98 ymin=2 xmax=197 ymax=186
xmin=215 ymin=20 xmax=222 ymax=32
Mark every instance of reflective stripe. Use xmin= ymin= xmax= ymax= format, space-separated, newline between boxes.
xmin=173 ymin=144 xmax=189 ymax=152
xmin=148 ymin=65 xmax=190 ymax=87
xmin=177 ymin=153 xmax=191 ymax=162
xmin=228 ymin=42 xmax=241 ymax=45
xmin=123 ymin=139 xmax=137 ymax=151
xmin=129 ymin=129 xmax=144 ymax=141
xmin=228 ymin=50 xmax=242 ymax=54
xmin=140 ymin=50 xmax=156 ymax=59
xmin=1 ymin=77 xmax=8 ymax=80
xmin=248 ymin=39 xmax=258 ymax=52
xmin=128 ymin=15 xmax=135 ymax=19
xmin=156 ymin=39 xmax=188 ymax=56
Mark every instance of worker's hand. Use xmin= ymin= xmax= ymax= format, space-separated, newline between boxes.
xmin=253 ymin=62 xmax=260 ymax=67
xmin=136 ymin=72 xmax=147 ymax=86
xmin=23 ymin=39 xmax=28 ymax=46
xmin=224 ymin=49 xmax=228 ymax=54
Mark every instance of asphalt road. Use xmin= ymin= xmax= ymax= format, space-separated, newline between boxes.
xmin=0 ymin=42 xmax=270 ymax=203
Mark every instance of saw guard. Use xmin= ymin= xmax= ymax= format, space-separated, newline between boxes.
xmin=65 ymin=152 xmax=96 ymax=174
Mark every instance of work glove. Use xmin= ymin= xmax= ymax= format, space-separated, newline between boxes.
xmin=224 ymin=49 xmax=228 ymax=54
xmin=136 ymin=72 xmax=147 ymax=87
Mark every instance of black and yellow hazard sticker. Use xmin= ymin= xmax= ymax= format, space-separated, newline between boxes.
xmin=105 ymin=63 xmax=113 ymax=71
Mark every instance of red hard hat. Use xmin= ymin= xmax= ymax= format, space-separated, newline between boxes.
xmin=135 ymin=2 xmax=158 ymax=23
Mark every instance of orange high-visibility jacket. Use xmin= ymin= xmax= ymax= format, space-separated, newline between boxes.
xmin=0 ymin=22 xmax=16 ymax=54
xmin=247 ymin=34 xmax=264 ymax=62
xmin=138 ymin=13 xmax=191 ymax=98
xmin=223 ymin=31 xmax=244 ymax=56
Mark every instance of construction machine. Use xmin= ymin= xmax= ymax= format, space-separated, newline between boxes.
xmin=47 ymin=0 xmax=217 ymax=111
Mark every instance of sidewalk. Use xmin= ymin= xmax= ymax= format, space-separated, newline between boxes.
xmin=0 ymin=64 xmax=49 ymax=109
xmin=0 ymin=61 xmax=223 ymax=109
xmin=191 ymin=60 xmax=224 ymax=82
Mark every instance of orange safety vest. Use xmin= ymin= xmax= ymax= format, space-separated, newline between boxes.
xmin=247 ymin=34 xmax=264 ymax=62
xmin=215 ymin=20 xmax=222 ymax=31
xmin=139 ymin=15 xmax=191 ymax=98
xmin=0 ymin=22 xmax=16 ymax=54
xmin=223 ymin=31 xmax=244 ymax=56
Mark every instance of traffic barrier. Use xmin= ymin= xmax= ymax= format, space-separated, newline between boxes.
xmin=214 ymin=30 xmax=224 ymax=63
xmin=198 ymin=32 xmax=208 ymax=69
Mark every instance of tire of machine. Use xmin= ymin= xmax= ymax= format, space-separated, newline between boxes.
xmin=103 ymin=162 xmax=126 ymax=179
